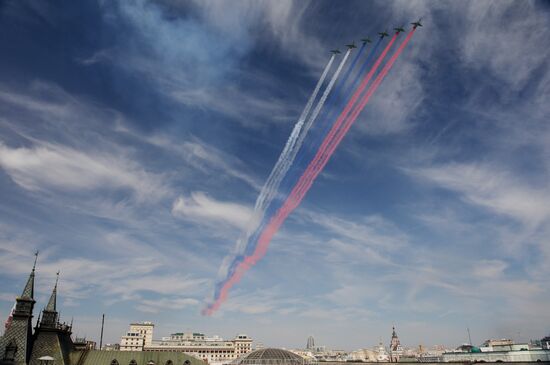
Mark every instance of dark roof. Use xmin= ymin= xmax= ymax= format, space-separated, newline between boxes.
xmin=70 ymin=350 xmax=203 ymax=365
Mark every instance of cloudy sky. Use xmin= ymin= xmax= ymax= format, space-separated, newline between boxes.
xmin=1 ymin=0 xmax=549 ymax=350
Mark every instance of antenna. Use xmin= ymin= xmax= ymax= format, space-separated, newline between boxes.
xmin=467 ymin=327 xmax=472 ymax=345
xmin=99 ymin=314 xmax=105 ymax=350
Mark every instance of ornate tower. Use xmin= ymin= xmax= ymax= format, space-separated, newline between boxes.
xmin=0 ymin=252 xmax=38 ymax=365
xmin=389 ymin=326 xmax=403 ymax=362
xmin=29 ymin=272 xmax=73 ymax=365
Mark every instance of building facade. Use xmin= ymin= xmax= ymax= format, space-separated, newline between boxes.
xmin=120 ymin=323 xmax=154 ymax=351
xmin=119 ymin=325 xmax=252 ymax=365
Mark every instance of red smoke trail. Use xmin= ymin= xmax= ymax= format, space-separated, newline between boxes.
xmin=204 ymin=29 xmax=415 ymax=315
xmin=292 ymin=29 xmax=416 ymax=202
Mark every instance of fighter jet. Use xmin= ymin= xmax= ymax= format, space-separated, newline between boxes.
xmin=345 ymin=41 xmax=357 ymax=49
xmin=411 ymin=18 xmax=423 ymax=29
xmin=361 ymin=37 xmax=372 ymax=45
xmin=330 ymin=49 xmax=341 ymax=54
xmin=378 ymin=30 xmax=389 ymax=39
xmin=394 ymin=25 xmax=405 ymax=34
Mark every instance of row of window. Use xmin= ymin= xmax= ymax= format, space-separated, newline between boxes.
xmin=110 ymin=360 xmax=191 ymax=365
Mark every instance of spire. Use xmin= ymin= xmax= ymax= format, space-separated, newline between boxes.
xmin=46 ymin=271 xmax=59 ymax=312
xmin=21 ymin=250 xmax=38 ymax=299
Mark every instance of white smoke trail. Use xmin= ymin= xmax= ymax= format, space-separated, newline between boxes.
xmin=215 ymin=54 xmax=336 ymax=281
xmin=256 ymin=48 xmax=352 ymax=220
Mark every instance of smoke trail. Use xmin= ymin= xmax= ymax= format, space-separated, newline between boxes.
xmin=204 ymin=30 xmax=416 ymax=315
xmin=276 ymin=37 xmax=384 ymax=206
xmin=239 ymin=43 xmax=375 ymax=264
xmin=211 ymin=54 xmax=336 ymax=301
xmin=290 ymin=30 xmax=416 ymax=206
xmin=212 ymin=51 xmax=352 ymax=302
xmin=257 ymin=50 xmax=350 ymax=217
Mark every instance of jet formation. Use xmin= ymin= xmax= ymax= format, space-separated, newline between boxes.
xmin=333 ymin=19 xmax=422 ymax=53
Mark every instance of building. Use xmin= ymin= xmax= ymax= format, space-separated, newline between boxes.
xmin=119 ymin=325 xmax=253 ymax=365
xmin=442 ymin=339 xmax=550 ymax=362
xmin=120 ymin=323 xmax=154 ymax=351
xmin=388 ymin=327 xmax=403 ymax=362
xmin=374 ymin=342 xmax=389 ymax=362
xmin=305 ymin=337 xmax=314 ymax=351
xmin=0 ymin=254 xmax=203 ymax=365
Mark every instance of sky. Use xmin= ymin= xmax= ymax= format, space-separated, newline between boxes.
xmin=1 ymin=0 xmax=550 ymax=351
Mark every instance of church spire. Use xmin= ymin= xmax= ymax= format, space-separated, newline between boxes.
xmin=45 ymin=271 xmax=59 ymax=311
xmin=21 ymin=250 xmax=38 ymax=299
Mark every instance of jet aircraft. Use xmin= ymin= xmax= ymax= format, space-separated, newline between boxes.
xmin=394 ymin=26 xmax=405 ymax=34
xmin=361 ymin=37 xmax=372 ymax=45
xmin=411 ymin=18 xmax=423 ymax=29
xmin=345 ymin=41 xmax=357 ymax=49
xmin=378 ymin=31 xmax=389 ymax=39
xmin=330 ymin=49 xmax=341 ymax=54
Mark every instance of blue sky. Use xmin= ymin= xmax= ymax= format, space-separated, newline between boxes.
xmin=1 ymin=0 xmax=549 ymax=350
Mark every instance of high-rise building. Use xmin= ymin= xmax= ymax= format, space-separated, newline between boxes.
xmin=306 ymin=336 xmax=315 ymax=350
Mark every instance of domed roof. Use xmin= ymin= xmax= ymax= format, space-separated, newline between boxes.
xmin=235 ymin=348 xmax=314 ymax=365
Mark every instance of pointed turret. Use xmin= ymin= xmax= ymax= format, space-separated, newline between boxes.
xmin=0 ymin=251 xmax=38 ymax=365
xmin=45 ymin=271 xmax=59 ymax=312
xmin=20 ymin=250 xmax=38 ymax=299
xmin=40 ymin=271 xmax=60 ymax=328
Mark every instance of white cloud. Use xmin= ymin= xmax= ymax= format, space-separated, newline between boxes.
xmin=172 ymin=192 xmax=252 ymax=230
xmin=0 ymin=142 xmax=167 ymax=200
xmin=408 ymin=162 xmax=550 ymax=226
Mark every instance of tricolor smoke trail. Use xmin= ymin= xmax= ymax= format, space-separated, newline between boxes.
xmin=238 ymin=40 xmax=379 ymax=268
xmin=205 ymin=29 xmax=416 ymax=315
xmin=214 ymin=54 xmax=335 ymax=287
xmin=213 ymin=53 xmax=345 ymax=298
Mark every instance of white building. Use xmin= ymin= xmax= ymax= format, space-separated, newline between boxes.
xmin=119 ymin=323 xmax=253 ymax=364
xmin=119 ymin=321 xmax=154 ymax=351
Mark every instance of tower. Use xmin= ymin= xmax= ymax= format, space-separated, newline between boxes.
xmin=389 ymin=326 xmax=403 ymax=362
xmin=0 ymin=253 xmax=38 ymax=365
xmin=306 ymin=336 xmax=315 ymax=350
xmin=29 ymin=272 xmax=74 ymax=365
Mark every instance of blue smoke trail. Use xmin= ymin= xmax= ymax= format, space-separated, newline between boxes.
xmin=243 ymin=37 xmax=385 ymax=260
xmin=213 ymin=39 xmax=385 ymax=302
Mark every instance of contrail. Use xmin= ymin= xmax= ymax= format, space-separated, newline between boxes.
xmin=291 ymin=31 xmax=416 ymax=205
xmin=239 ymin=44 xmax=371 ymax=262
xmin=204 ymin=30 xmax=416 ymax=315
xmin=211 ymin=54 xmax=336 ymax=301
xmin=213 ymin=50 xmax=353 ymax=302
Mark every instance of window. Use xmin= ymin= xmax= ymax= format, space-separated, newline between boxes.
xmin=184 ymin=360 xmax=191 ymax=365
xmin=130 ymin=360 xmax=138 ymax=365
xmin=4 ymin=340 xmax=18 ymax=361
xmin=111 ymin=360 xmax=119 ymax=365
xmin=147 ymin=361 xmax=156 ymax=365
xmin=165 ymin=361 xmax=173 ymax=365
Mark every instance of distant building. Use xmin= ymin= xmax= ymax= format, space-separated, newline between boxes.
xmin=306 ymin=336 xmax=315 ymax=351
xmin=119 ymin=322 xmax=154 ymax=351
xmin=388 ymin=327 xmax=403 ymax=362
xmin=119 ymin=324 xmax=253 ymax=364
xmin=442 ymin=339 xmax=550 ymax=362
xmin=101 ymin=343 xmax=120 ymax=351
xmin=374 ymin=342 xmax=389 ymax=362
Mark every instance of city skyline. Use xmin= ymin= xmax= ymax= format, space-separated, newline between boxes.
xmin=1 ymin=0 xmax=550 ymax=352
